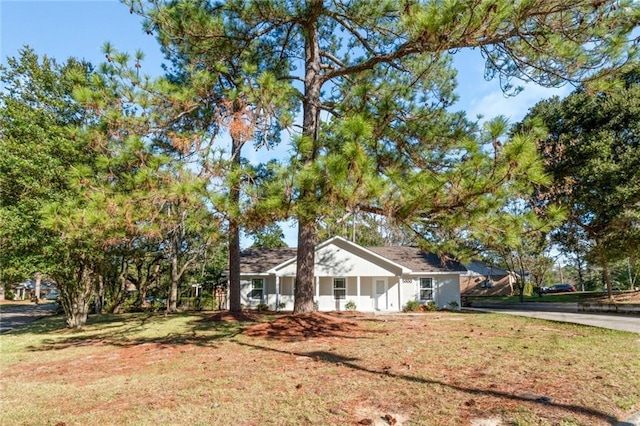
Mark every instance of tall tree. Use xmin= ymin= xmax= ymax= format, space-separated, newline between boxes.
xmin=131 ymin=0 xmax=639 ymax=313
xmin=0 ymin=47 xmax=99 ymax=326
xmin=128 ymin=0 xmax=297 ymax=312
xmin=520 ymin=64 xmax=640 ymax=297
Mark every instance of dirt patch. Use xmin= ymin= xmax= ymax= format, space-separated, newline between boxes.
xmin=242 ymin=311 xmax=363 ymax=341
xmin=2 ymin=311 xmax=637 ymax=425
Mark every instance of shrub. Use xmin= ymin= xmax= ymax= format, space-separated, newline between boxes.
xmin=424 ymin=301 xmax=437 ymax=311
xmin=448 ymin=300 xmax=459 ymax=310
xmin=345 ymin=300 xmax=357 ymax=311
xmin=256 ymin=303 xmax=269 ymax=311
xmin=403 ymin=300 xmax=420 ymax=312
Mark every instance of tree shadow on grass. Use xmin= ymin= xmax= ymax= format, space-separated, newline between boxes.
xmin=239 ymin=311 xmax=377 ymax=342
xmin=236 ymin=341 xmax=625 ymax=425
xmin=22 ymin=312 xmax=248 ymax=352
xmin=19 ymin=310 xmax=376 ymax=352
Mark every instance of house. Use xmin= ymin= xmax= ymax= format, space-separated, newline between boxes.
xmin=460 ymin=260 xmax=516 ymax=297
xmin=238 ymin=236 xmax=466 ymax=312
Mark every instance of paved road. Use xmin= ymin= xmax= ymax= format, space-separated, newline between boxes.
xmin=0 ymin=303 xmax=58 ymax=333
xmin=468 ymin=307 xmax=640 ymax=334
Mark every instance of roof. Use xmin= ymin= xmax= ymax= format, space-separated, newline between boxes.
xmin=464 ymin=260 xmax=510 ymax=276
xmin=239 ymin=247 xmax=297 ymax=274
xmin=239 ymin=239 xmax=466 ymax=274
xmin=367 ymin=246 xmax=467 ymax=273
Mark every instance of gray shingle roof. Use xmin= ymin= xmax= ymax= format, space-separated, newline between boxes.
xmin=239 ymin=248 xmax=297 ymax=274
xmin=367 ymin=246 xmax=467 ymax=273
xmin=239 ymin=244 xmax=466 ymax=274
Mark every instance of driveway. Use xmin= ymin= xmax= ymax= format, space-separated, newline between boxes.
xmin=0 ymin=303 xmax=58 ymax=333
xmin=468 ymin=307 xmax=640 ymax=334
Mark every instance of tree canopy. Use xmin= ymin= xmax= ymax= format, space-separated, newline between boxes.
xmin=520 ymin=64 xmax=640 ymax=295
xmin=129 ymin=0 xmax=640 ymax=313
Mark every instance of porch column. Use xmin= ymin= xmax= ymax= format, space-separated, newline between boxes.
xmin=264 ymin=277 xmax=269 ymax=306
xmin=356 ymin=275 xmax=361 ymax=308
xmin=275 ymin=276 xmax=280 ymax=311
xmin=397 ymin=276 xmax=402 ymax=312
xmin=315 ymin=276 xmax=320 ymax=305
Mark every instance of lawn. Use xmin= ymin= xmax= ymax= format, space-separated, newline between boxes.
xmin=467 ymin=290 xmax=640 ymax=305
xmin=1 ymin=310 xmax=638 ymax=425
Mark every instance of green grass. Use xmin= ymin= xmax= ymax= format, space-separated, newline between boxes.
xmin=467 ymin=292 xmax=613 ymax=304
xmin=1 ymin=310 xmax=638 ymax=425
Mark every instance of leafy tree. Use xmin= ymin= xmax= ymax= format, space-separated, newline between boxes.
xmin=72 ymin=45 xmax=223 ymax=314
xmin=131 ymin=0 xmax=640 ymax=313
xmin=0 ymin=47 xmax=101 ymax=326
xmin=521 ymin=64 xmax=640 ymax=297
xmin=249 ymin=224 xmax=288 ymax=249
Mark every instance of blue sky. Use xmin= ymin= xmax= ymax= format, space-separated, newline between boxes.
xmin=2 ymin=0 xmax=571 ymax=247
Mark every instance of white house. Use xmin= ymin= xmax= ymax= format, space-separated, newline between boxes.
xmin=238 ymin=236 xmax=466 ymax=312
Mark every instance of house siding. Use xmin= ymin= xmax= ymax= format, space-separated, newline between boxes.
xmin=237 ymin=237 xmax=465 ymax=313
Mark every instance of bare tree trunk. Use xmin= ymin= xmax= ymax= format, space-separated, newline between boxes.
xmin=95 ymin=275 xmax=104 ymax=314
xmin=294 ymin=217 xmax=317 ymax=313
xmin=603 ymin=261 xmax=613 ymax=300
xmin=169 ymin=247 xmax=179 ymax=312
xmin=61 ymin=263 xmax=94 ymax=329
xmin=34 ymin=272 xmax=42 ymax=302
xmin=229 ymin=218 xmax=241 ymax=311
xmin=293 ymin=0 xmax=322 ymax=314
xmin=228 ymin=133 xmax=242 ymax=312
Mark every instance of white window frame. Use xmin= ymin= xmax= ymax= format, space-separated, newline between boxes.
xmin=419 ymin=277 xmax=434 ymax=301
xmin=250 ymin=278 xmax=264 ymax=301
xmin=333 ymin=277 xmax=346 ymax=300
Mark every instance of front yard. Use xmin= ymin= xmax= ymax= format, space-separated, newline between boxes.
xmin=1 ymin=310 xmax=638 ymax=425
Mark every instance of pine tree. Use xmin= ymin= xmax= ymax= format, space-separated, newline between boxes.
xmin=129 ymin=0 xmax=640 ymax=313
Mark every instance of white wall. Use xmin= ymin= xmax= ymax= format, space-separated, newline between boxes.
xmin=240 ymin=274 xmax=461 ymax=312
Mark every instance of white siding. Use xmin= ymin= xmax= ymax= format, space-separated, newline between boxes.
xmin=435 ymin=274 xmax=461 ymax=309
xmin=275 ymin=242 xmax=403 ymax=277
xmin=400 ymin=277 xmax=417 ymax=311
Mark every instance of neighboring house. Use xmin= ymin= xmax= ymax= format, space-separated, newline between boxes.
xmin=238 ymin=236 xmax=466 ymax=312
xmin=460 ymin=260 xmax=515 ymax=297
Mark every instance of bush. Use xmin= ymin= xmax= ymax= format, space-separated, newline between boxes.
xmin=424 ymin=301 xmax=437 ymax=311
xmin=256 ymin=303 xmax=269 ymax=311
xmin=345 ymin=300 xmax=357 ymax=311
xmin=403 ymin=300 xmax=420 ymax=312
xmin=5 ymin=291 xmax=15 ymax=300
xmin=448 ymin=300 xmax=459 ymax=310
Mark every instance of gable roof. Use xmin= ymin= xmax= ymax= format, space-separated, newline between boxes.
xmin=367 ymin=246 xmax=467 ymax=273
xmin=267 ymin=236 xmax=411 ymax=275
xmin=239 ymin=237 xmax=466 ymax=275
xmin=239 ymin=247 xmax=297 ymax=274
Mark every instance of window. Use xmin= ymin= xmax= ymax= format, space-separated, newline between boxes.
xmin=333 ymin=278 xmax=346 ymax=300
xmin=250 ymin=278 xmax=264 ymax=300
xmin=420 ymin=278 xmax=433 ymax=301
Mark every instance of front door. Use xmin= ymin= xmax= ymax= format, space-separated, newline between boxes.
xmin=375 ymin=278 xmax=388 ymax=310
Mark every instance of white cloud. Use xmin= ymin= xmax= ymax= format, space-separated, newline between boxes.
xmin=464 ymin=83 xmax=572 ymax=125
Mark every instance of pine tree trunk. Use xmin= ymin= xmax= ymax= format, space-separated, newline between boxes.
xmin=229 ymin=218 xmax=241 ymax=312
xmin=293 ymin=0 xmax=322 ymax=314
xmin=294 ymin=216 xmax=317 ymax=313
xmin=169 ymin=251 xmax=179 ymax=312
xmin=228 ymin=133 xmax=242 ymax=312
